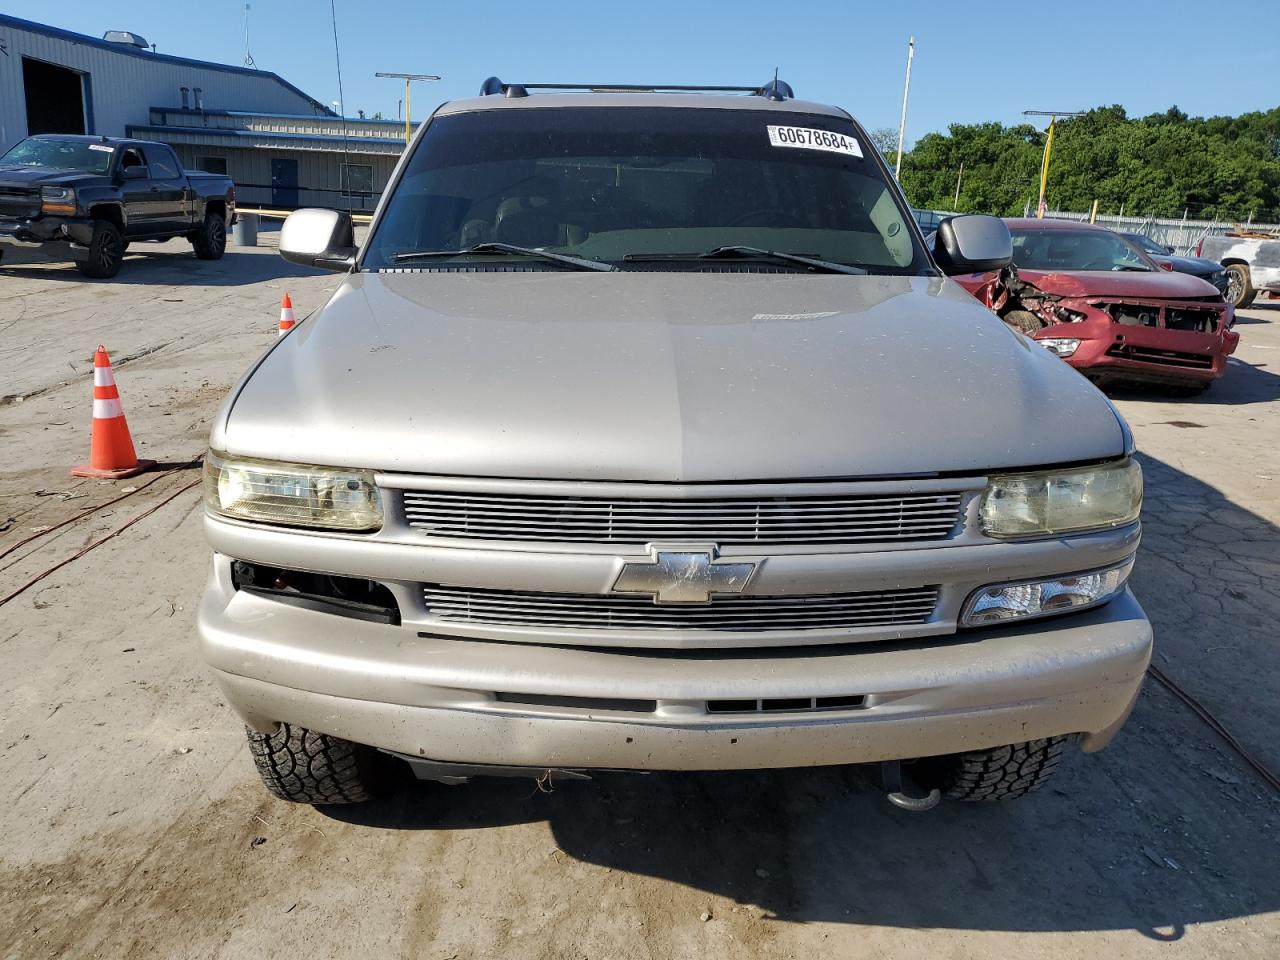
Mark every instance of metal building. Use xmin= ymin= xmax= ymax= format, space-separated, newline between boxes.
xmin=0 ymin=13 xmax=409 ymax=210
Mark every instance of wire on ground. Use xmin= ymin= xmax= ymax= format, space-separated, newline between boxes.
xmin=0 ymin=477 xmax=202 ymax=608
xmin=0 ymin=455 xmax=204 ymax=565
xmin=1147 ymin=662 xmax=1280 ymax=794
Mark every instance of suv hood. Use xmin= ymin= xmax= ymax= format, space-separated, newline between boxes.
xmin=217 ymin=272 xmax=1124 ymax=481
xmin=1018 ymin=267 xmax=1221 ymax=300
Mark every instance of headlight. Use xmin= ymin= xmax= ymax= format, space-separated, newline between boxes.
xmin=962 ymin=557 xmax=1134 ymax=626
xmin=41 ymin=185 xmax=76 ymax=215
xmin=204 ymin=450 xmax=382 ymax=531
xmin=980 ymin=459 xmax=1142 ymax=538
xmin=1039 ymin=337 xmax=1080 ymax=358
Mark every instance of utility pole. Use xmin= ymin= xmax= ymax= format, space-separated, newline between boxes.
xmin=894 ymin=37 xmax=915 ymax=179
xmin=376 ymin=72 xmax=441 ymax=144
xmin=1024 ymin=110 xmax=1084 ymax=218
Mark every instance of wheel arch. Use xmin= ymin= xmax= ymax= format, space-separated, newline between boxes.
xmin=87 ymin=202 xmax=125 ymax=231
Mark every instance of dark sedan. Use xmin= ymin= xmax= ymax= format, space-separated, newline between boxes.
xmin=1120 ymin=231 xmax=1229 ymax=296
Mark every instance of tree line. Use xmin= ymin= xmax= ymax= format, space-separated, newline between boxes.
xmin=878 ymin=105 xmax=1280 ymax=222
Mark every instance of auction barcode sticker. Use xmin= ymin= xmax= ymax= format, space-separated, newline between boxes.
xmin=766 ymin=125 xmax=863 ymax=158
xmin=88 ymin=144 xmax=114 ymax=152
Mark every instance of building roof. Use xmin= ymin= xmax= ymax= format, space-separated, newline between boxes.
xmin=125 ymin=124 xmax=405 ymax=156
xmin=0 ymin=13 xmax=333 ymax=116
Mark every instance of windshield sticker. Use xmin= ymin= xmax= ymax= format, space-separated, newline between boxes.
xmin=88 ymin=144 xmax=114 ymax=152
xmin=767 ymin=125 xmax=862 ymax=158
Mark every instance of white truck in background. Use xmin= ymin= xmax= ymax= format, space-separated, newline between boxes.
xmin=1197 ymin=232 xmax=1280 ymax=307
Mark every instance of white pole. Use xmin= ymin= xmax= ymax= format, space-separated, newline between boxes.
xmin=894 ymin=37 xmax=915 ymax=179
xmin=953 ymin=161 xmax=963 ymax=209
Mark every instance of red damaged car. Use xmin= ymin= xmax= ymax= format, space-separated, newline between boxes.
xmin=951 ymin=218 xmax=1238 ymax=394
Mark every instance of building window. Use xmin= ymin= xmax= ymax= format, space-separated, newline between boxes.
xmin=198 ymin=156 xmax=228 ymax=176
xmin=341 ymin=163 xmax=375 ymax=204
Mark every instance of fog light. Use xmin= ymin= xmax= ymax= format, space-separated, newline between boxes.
xmin=1039 ymin=337 xmax=1080 ymax=358
xmin=962 ymin=557 xmax=1134 ymax=627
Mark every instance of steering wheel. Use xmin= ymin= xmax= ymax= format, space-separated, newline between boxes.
xmin=726 ymin=209 xmax=808 ymax=228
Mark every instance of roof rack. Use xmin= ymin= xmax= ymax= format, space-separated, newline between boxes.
xmin=478 ymin=77 xmax=795 ymax=101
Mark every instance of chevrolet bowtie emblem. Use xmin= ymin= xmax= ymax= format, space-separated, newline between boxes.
xmin=612 ymin=547 xmax=758 ymax=604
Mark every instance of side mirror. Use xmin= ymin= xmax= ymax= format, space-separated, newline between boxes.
xmin=279 ymin=208 xmax=356 ymax=271
xmin=932 ymin=215 xmax=1013 ymax=275
xmin=119 ymin=165 xmax=148 ymax=181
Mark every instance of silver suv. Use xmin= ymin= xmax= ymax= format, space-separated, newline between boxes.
xmin=199 ymin=78 xmax=1151 ymax=810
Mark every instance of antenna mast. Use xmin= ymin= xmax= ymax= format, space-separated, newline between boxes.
xmin=243 ymin=3 xmax=256 ymax=68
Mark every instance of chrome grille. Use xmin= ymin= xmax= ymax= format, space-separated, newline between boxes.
xmin=402 ymin=490 xmax=964 ymax=545
xmin=421 ymin=584 xmax=939 ymax=632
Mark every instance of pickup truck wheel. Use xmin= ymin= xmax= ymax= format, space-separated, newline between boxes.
xmin=1001 ymin=309 xmax=1046 ymax=335
xmin=1224 ymin=264 xmax=1255 ymax=308
xmin=192 ymin=212 xmax=227 ymax=260
xmin=75 ymin=220 xmax=124 ymax=279
xmin=916 ymin=735 xmax=1072 ymax=802
xmin=245 ymin=723 xmax=386 ymax=804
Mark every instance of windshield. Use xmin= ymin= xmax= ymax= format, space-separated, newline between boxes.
xmin=364 ymin=107 xmax=927 ymax=273
xmin=0 ymin=138 xmax=114 ymax=175
xmin=1122 ymin=233 xmax=1166 ymax=256
xmin=1010 ymin=227 xmax=1155 ymax=272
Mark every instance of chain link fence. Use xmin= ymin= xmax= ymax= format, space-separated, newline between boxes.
xmin=913 ymin=208 xmax=1280 ymax=257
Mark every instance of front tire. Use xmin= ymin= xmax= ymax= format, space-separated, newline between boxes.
xmin=192 ymin=211 xmax=227 ymax=260
xmin=246 ymin=723 xmax=386 ymax=804
xmin=1224 ymin=263 xmax=1255 ymax=308
xmin=917 ymin=736 xmax=1072 ymax=802
xmin=1001 ymin=309 xmax=1046 ymax=335
xmin=75 ymin=220 xmax=124 ymax=279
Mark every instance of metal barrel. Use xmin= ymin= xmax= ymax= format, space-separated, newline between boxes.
xmin=231 ymin=212 xmax=259 ymax=247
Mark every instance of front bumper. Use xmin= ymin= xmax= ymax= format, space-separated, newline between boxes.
xmin=199 ymin=553 xmax=1153 ymax=771
xmin=0 ymin=216 xmax=92 ymax=248
xmin=1032 ymin=311 xmax=1238 ymax=386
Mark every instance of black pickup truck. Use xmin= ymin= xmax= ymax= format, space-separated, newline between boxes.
xmin=0 ymin=134 xmax=236 ymax=278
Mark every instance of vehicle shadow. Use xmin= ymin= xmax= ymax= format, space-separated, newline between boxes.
xmin=1232 ymin=301 xmax=1278 ymax=323
xmin=1102 ymin=351 xmax=1280 ymax=406
xmin=0 ymin=248 xmax=324 ymax=286
xmin=323 ymin=450 xmax=1280 ymax=937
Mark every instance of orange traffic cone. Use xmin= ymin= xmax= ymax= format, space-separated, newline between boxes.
xmin=278 ymin=293 xmax=296 ymax=336
xmin=71 ymin=346 xmax=156 ymax=480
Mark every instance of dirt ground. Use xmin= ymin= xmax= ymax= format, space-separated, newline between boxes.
xmin=1 ymin=236 xmax=1277 ymax=960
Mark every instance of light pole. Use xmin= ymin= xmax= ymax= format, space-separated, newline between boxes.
xmin=1023 ymin=110 xmax=1084 ymax=218
xmin=894 ymin=37 xmax=915 ymax=179
xmin=376 ymin=72 xmax=441 ymax=144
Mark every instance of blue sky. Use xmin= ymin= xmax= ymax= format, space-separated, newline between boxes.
xmin=9 ymin=0 xmax=1278 ymax=142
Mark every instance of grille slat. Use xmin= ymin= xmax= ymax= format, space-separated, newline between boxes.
xmin=402 ymin=489 xmax=964 ymax=545
xmin=421 ymin=584 xmax=940 ymax=632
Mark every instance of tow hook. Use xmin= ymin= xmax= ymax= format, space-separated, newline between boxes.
xmin=880 ymin=759 xmax=941 ymax=812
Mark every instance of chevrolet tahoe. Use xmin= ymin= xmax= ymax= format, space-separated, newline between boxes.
xmin=198 ymin=78 xmax=1152 ymax=810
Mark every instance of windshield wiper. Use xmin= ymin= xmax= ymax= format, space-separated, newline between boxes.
xmin=1113 ymin=264 xmax=1152 ymax=272
xmin=624 ymin=245 xmax=867 ymax=275
xmin=392 ymin=242 xmax=616 ymax=272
